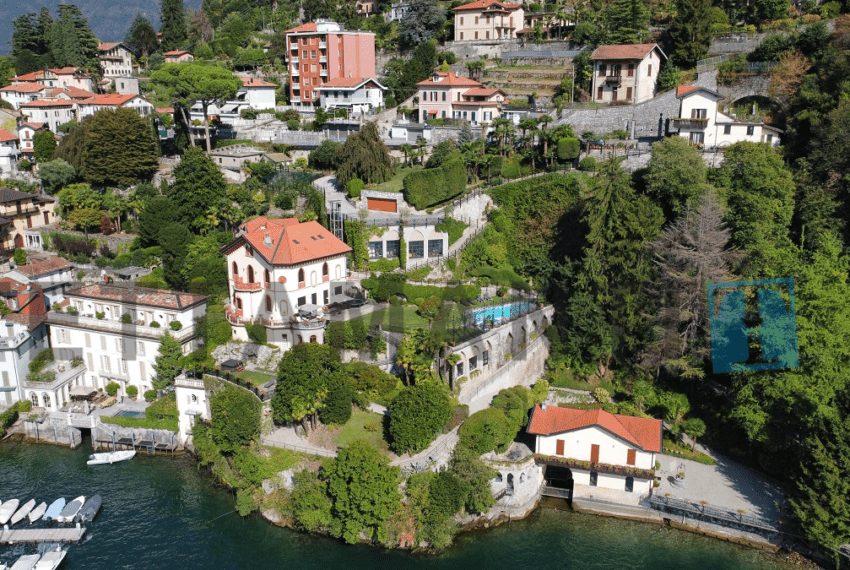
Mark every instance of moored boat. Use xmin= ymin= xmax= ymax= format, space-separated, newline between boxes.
xmin=10 ymin=499 xmax=35 ymax=526
xmin=34 ymin=547 xmax=66 ymax=570
xmin=9 ymin=554 xmax=40 ymax=570
xmin=0 ymin=499 xmax=20 ymax=525
xmin=28 ymin=501 xmax=47 ymax=523
xmin=87 ymin=449 xmax=135 ymax=465
xmin=42 ymin=498 xmax=65 ymax=522
xmin=56 ymin=495 xmax=85 ymax=523
xmin=76 ymin=494 xmax=102 ymax=523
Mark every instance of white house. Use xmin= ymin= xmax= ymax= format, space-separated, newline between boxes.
xmin=76 ymin=94 xmax=154 ymax=120
xmin=174 ymin=371 xmax=209 ymax=446
xmin=47 ymin=284 xmax=208 ymax=399
xmin=7 ymin=257 xmax=74 ymax=307
xmin=671 ymin=86 xmax=782 ymax=148
xmin=317 ymin=77 xmax=386 ymax=114
xmin=0 ymin=84 xmax=51 ymax=110
xmin=222 ymin=216 xmax=352 ymax=349
xmin=238 ymin=77 xmax=277 ymax=110
xmin=589 ymin=43 xmax=667 ymax=105
xmin=0 ymin=317 xmax=49 ymax=410
xmin=528 ymin=404 xmax=662 ymax=505
xmin=11 ymin=67 xmax=94 ymax=92
xmin=0 ymin=128 xmax=20 ymax=176
xmin=98 ymin=42 xmax=135 ymax=77
xmin=17 ymin=122 xmax=47 ymax=159
xmin=19 ymin=99 xmax=75 ymax=133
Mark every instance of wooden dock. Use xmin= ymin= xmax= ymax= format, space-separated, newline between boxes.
xmin=0 ymin=526 xmax=86 ymax=544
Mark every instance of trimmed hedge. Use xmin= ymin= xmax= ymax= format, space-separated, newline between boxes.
xmin=0 ymin=400 xmax=31 ymax=437
xmin=579 ymin=156 xmax=597 ymax=171
xmin=101 ymin=415 xmax=178 ymax=432
xmin=361 ymin=276 xmax=479 ymax=304
xmin=402 ymin=159 xmax=466 ymax=210
xmin=246 ymin=323 xmax=267 ymax=344
xmin=28 ymin=349 xmax=54 ymax=374
xmin=368 ymin=258 xmax=398 ymax=272
xmin=348 ymin=178 xmax=364 ymax=198
xmin=435 ymin=217 xmax=468 ymax=245
xmin=468 ymin=265 xmax=530 ymax=291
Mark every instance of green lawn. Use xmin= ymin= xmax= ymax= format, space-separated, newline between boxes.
xmin=259 ymin=446 xmax=305 ymax=472
xmin=334 ymin=409 xmax=389 ymax=454
xmin=347 ymin=305 xmax=469 ymax=333
xmin=236 ymin=370 xmax=275 ymax=385
xmin=374 ymin=164 xmax=422 ymax=193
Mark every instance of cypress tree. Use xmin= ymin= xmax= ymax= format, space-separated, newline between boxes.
xmin=160 ymin=0 xmax=188 ymax=51
xmin=607 ymin=0 xmax=650 ymax=44
xmin=667 ymin=0 xmax=712 ymax=67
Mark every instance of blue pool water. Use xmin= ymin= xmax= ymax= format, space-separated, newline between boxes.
xmin=113 ymin=410 xmax=146 ymax=419
xmin=470 ymin=302 xmax=532 ymax=325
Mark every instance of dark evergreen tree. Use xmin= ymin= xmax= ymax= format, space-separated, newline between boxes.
xmin=81 ymin=108 xmax=159 ymax=187
xmin=160 ymin=0 xmax=188 ymax=51
xmin=125 ymin=14 xmax=159 ymax=57
xmin=11 ymin=13 xmax=40 ymax=59
xmin=37 ymin=8 xmax=53 ymax=56
xmin=32 ymin=131 xmax=56 ymax=163
xmin=666 ymin=0 xmax=712 ymax=67
xmin=334 ymin=122 xmax=395 ymax=186
xmin=50 ymin=5 xmax=99 ymax=70
xmin=169 ymin=146 xmax=227 ymax=233
xmin=607 ymin=0 xmax=650 ymax=44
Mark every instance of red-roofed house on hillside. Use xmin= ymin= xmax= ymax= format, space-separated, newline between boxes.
xmin=317 ymin=77 xmax=386 ymax=114
xmin=0 ymin=83 xmax=52 ymax=110
xmin=7 ymin=257 xmax=74 ymax=307
xmin=164 ymin=50 xmax=195 ymax=63
xmin=17 ymin=122 xmax=47 ymax=159
xmin=589 ymin=43 xmax=667 ymax=105
xmin=19 ymin=99 xmax=75 ymax=133
xmin=0 ymin=128 xmax=20 ymax=176
xmin=417 ymin=72 xmax=506 ymax=125
xmin=284 ymin=20 xmax=376 ymax=107
xmin=528 ymin=404 xmax=662 ymax=504
xmin=47 ymin=284 xmax=208 ymax=398
xmin=76 ymin=94 xmax=154 ymax=120
xmin=221 ymin=216 xmax=352 ymax=349
xmin=453 ymin=0 xmax=525 ymax=41
xmin=11 ymin=67 xmax=93 ymax=92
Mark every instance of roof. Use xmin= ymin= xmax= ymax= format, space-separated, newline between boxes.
xmin=676 ymin=85 xmax=723 ymax=99
xmin=2 ymin=313 xmax=47 ymax=332
xmin=79 ymin=94 xmax=141 ymax=106
xmin=50 ymin=67 xmax=82 ymax=75
xmin=66 ymin=284 xmax=208 ymax=311
xmin=157 ymin=107 xmax=175 ymax=114
xmin=416 ymin=71 xmax=482 ymax=88
xmin=241 ymin=77 xmax=278 ymax=88
xmin=15 ymin=257 xmax=73 ymax=278
xmin=49 ymin=86 xmax=96 ymax=99
xmin=453 ymin=0 xmax=522 ymax=11
xmin=223 ymin=216 xmax=352 ymax=266
xmin=0 ymin=129 xmax=17 ymax=143
xmin=527 ymin=404 xmax=663 ymax=453
xmin=164 ymin=50 xmax=192 ymax=56
xmin=12 ymin=71 xmax=47 ymax=82
xmin=21 ymin=122 xmax=45 ymax=131
xmin=97 ymin=42 xmax=125 ymax=51
xmin=0 ymin=188 xmax=38 ymax=203
xmin=19 ymin=99 xmax=73 ymax=108
xmin=463 ymin=87 xmax=504 ymax=97
xmin=590 ymin=43 xmax=667 ymax=61
xmin=319 ymin=77 xmax=387 ymax=90
xmin=285 ymin=22 xmax=319 ymax=33
xmin=0 ymin=83 xmax=48 ymax=93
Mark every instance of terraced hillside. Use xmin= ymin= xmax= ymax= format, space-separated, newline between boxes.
xmin=484 ymin=66 xmax=567 ymax=103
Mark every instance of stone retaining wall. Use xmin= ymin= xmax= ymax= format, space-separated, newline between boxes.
xmin=22 ymin=419 xmax=82 ymax=448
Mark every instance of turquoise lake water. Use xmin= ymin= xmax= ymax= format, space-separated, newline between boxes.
xmin=0 ymin=439 xmax=803 ymax=570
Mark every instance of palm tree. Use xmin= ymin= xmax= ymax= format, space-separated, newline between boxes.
xmin=400 ymin=143 xmax=413 ymax=167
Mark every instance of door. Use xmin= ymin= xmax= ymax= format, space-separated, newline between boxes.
xmin=14 ymin=234 xmax=23 ymax=248
xmin=26 ymin=215 xmax=32 ymax=229
xmin=590 ymin=444 xmax=599 ymax=464
xmin=44 ymin=212 xmax=49 ymax=225
xmin=627 ymin=449 xmax=636 ymax=466
xmin=556 ymin=439 xmax=565 ymax=456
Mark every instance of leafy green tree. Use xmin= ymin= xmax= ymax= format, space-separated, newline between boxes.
xmin=209 ymin=384 xmax=262 ymax=453
xmin=335 ymin=122 xmax=395 ymax=186
xmin=125 ymin=13 xmax=159 ymax=57
xmin=32 ymin=130 xmax=56 ymax=163
xmin=324 ymin=440 xmax=401 ymax=544
xmin=81 ymin=108 xmax=159 ymax=186
xmin=458 ymin=407 xmax=514 ymax=454
xmin=38 ymin=160 xmax=76 ymax=194
xmin=180 ymin=232 xmax=229 ymax=295
xmin=681 ymin=417 xmax=706 ymax=450
xmin=13 ymin=249 xmax=27 ymax=266
xmin=388 ymin=382 xmax=452 ymax=453
xmin=272 ymin=343 xmax=340 ymax=433
xmin=308 ymin=140 xmax=341 ymax=170
xmin=657 ymin=63 xmax=682 ymax=92
xmin=449 ymin=445 xmax=497 ymax=513
xmin=397 ymin=0 xmax=446 ymax=48
xmin=160 ymin=0 xmax=188 ymax=50
xmin=666 ymin=0 xmax=712 ymax=67
xmin=644 ymin=135 xmax=708 ymax=216
xmin=67 ymin=207 xmax=102 ymax=237
xmin=153 ymin=330 xmax=182 ymax=388
xmin=607 ymin=0 xmax=650 ymax=44
xmin=170 ymin=146 xmax=227 ymax=233
xmin=291 ymin=470 xmax=333 ymax=532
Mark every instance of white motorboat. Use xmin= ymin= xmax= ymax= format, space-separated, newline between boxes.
xmin=0 ymin=499 xmax=20 ymax=525
xmin=10 ymin=499 xmax=35 ymax=527
xmin=42 ymin=498 xmax=65 ymax=522
xmin=87 ymin=449 xmax=135 ymax=466
xmin=9 ymin=554 xmax=40 ymax=570
xmin=34 ymin=547 xmax=66 ymax=570
xmin=56 ymin=495 xmax=85 ymax=524
xmin=28 ymin=502 xmax=47 ymax=523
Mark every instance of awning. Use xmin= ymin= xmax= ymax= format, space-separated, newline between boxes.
xmin=71 ymin=386 xmax=98 ymax=399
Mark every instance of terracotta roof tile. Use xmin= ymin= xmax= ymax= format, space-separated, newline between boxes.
xmin=0 ymin=129 xmax=17 ymax=143
xmin=463 ymin=87 xmax=504 ymax=97
xmin=21 ymin=122 xmax=45 ymax=130
xmin=16 ymin=257 xmax=73 ymax=278
xmin=164 ymin=50 xmax=192 ymax=56
xmin=527 ymin=404 xmax=662 ymax=453
xmin=12 ymin=71 xmax=44 ymax=82
xmin=3 ymin=313 xmax=47 ymax=332
xmin=225 ymin=217 xmax=352 ymax=266
xmin=50 ymin=67 xmax=81 ymax=75
xmin=285 ymin=23 xmax=318 ymax=33
xmin=454 ymin=0 xmax=522 ymax=11
xmin=416 ymin=71 xmax=482 ymax=88
xmin=67 ymin=284 xmax=207 ymax=310
xmin=0 ymin=83 xmax=48 ymax=93
xmin=97 ymin=42 xmax=120 ymax=51
xmin=676 ymin=85 xmax=699 ymax=96
xmin=241 ymin=77 xmax=278 ymax=88
xmin=79 ymin=94 xmax=140 ymax=106
xmin=590 ymin=43 xmax=666 ymax=61
xmin=20 ymin=99 xmax=73 ymax=108
xmin=49 ymin=86 xmax=96 ymax=99
xmin=319 ymin=77 xmax=385 ymax=89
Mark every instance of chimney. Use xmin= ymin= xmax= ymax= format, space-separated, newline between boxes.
xmin=263 ymin=234 xmax=273 ymax=247
xmin=541 ymin=403 xmax=547 ymax=411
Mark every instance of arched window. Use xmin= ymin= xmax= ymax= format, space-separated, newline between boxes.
xmin=625 ymin=476 xmax=634 ymax=493
xmin=310 ymin=335 xmax=317 ymax=343
xmin=247 ymin=266 xmax=255 ymax=284
xmin=298 ymin=268 xmax=305 ymax=284
xmin=265 ymin=296 xmax=272 ymax=312
xmin=43 ymin=393 xmax=50 ymax=407
xmin=322 ymin=262 xmax=329 ymax=277
xmin=31 ymin=393 xmax=38 ymax=407
xmin=232 ymin=262 xmax=238 ymax=276
xmin=264 ymin=269 xmax=270 ymax=283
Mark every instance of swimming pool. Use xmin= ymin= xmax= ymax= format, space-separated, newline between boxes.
xmin=113 ymin=410 xmax=146 ymax=419
xmin=468 ymin=302 xmax=532 ymax=326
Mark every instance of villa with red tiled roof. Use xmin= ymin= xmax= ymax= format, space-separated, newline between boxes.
xmin=0 ymin=83 xmax=51 ymax=110
xmin=589 ymin=43 xmax=667 ymax=105
xmin=528 ymin=404 xmax=662 ymax=504
xmin=76 ymin=93 xmax=154 ymax=120
xmin=46 ymin=284 xmax=208 ymax=399
xmin=98 ymin=42 xmax=135 ymax=78
xmin=221 ymin=216 xmax=352 ymax=348
xmin=453 ymin=0 xmax=525 ymax=41
xmin=417 ymin=71 xmax=507 ymax=125
xmin=11 ymin=67 xmax=94 ymax=92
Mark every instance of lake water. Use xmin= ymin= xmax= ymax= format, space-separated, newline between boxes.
xmin=0 ymin=439 xmax=800 ymax=570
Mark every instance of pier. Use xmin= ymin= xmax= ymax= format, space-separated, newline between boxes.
xmin=0 ymin=526 xmax=86 ymax=544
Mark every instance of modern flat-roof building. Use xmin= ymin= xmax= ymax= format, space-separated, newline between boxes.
xmin=284 ymin=20 xmax=376 ymax=107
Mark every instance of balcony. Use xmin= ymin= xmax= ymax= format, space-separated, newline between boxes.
xmin=672 ymin=117 xmax=709 ymax=130
xmin=319 ymin=41 xmax=327 ymax=49
xmin=292 ymin=83 xmax=300 ymax=91
xmin=319 ymin=55 xmax=327 ymax=63
xmin=291 ymin=318 xmax=327 ymax=331
xmin=603 ymin=74 xmax=622 ymax=87
xmin=290 ymin=43 xmax=298 ymax=51
xmin=47 ymin=312 xmax=196 ymax=342
xmin=534 ymin=454 xmax=656 ymax=481
xmin=291 ymin=68 xmax=300 ymax=77
xmin=233 ymin=276 xmax=262 ymax=291
xmin=291 ymin=97 xmax=301 ymax=103
xmin=23 ymin=362 xmax=86 ymax=390
xmin=320 ymin=69 xmax=327 ymax=77
xmin=291 ymin=56 xmax=299 ymax=64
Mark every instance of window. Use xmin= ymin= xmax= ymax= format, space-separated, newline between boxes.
xmin=408 ymin=240 xmax=424 ymax=258
xmin=691 ymin=108 xmax=707 ymax=119
xmin=475 ymin=32 xmax=479 ymax=39
xmin=100 ymin=336 xmax=106 ymax=350
xmin=589 ymin=471 xmax=598 ymax=486
xmin=482 ymin=350 xmax=489 ymax=366
xmin=767 ymin=134 xmax=773 ymax=143
xmin=442 ymin=91 xmax=446 ymax=102
xmin=236 ymin=298 xmax=242 ymax=310
xmin=386 ymin=240 xmax=400 ymax=258
xmin=120 ymin=359 xmax=128 ymax=375
xmin=460 ymin=17 xmax=464 ymax=24
xmin=265 ymin=296 xmax=272 ymax=312
xmin=456 ymin=362 xmax=464 ymax=376
xmin=232 ymin=262 xmax=238 ymax=276
xmin=689 ymin=131 xmax=704 ymax=144
xmin=322 ymin=262 xmax=329 ymax=277
xmin=625 ymin=476 xmax=634 ymax=492
xmin=469 ymin=355 xmax=478 ymax=370
xmin=101 ymin=355 xmax=110 ymax=372
xmin=334 ymin=286 xmax=342 ymax=295
xmin=486 ymin=31 xmax=489 ymax=39
xmin=460 ymin=32 xmax=464 ymax=39
xmin=723 ymin=125 xmax=732 ymax=134
xmin=368 ymin=241 xmax=383 ymax=258
xmin=323 ymin=289 xmax=329 ymax=305
xmin=247 ymin=266 xmax=254 ymax=283
xmin=311 ymin=50 xmax=316 ymax=58
xmin=598 ymin=64 xmax=606 ymax=77
xmin=302 ymin=50 xmax=307 ymax=59
xmin=428 ymin=239 xmax=443 ymax=257
xmin=747 ymin=125 xmax=755 ymax=135
xmin=298 ymin=296 xmax=306 ymax=308
xmin=627 ymin=63 xmax=634 ymax=76
xmin=311 ymin=292 xmax=317 ymax=305
xmin=116 ymin=338 xmax=124 ymax=353
xmin=475 ymin=16 xmax=479 ymax=23
xmin=648 ymin=64 xmax=652 ymax=76
xmin=264 ymin=269 xmax=270 ymax=284
xmin=298 ymin=268 xmax=305 ymax=284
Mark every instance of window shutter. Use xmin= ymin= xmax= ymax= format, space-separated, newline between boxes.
xmin=627 ymin=449 xmax=636 ymax=466
xmin=556 ymin=439 xmax=565 ymax=456
xmin=590 ymin=444 xmax=600 ymax=464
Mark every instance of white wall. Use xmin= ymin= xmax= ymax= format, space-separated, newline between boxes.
xmin=537 ymin=425 xmax=655 ymax=470
xmin=0 ymin=320 xmax=47 ymax=407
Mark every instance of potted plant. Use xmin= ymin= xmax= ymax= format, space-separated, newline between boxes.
xmin=106 ymin=382 xmax=119 ymax=397
xmin=126 ymin=385 xmax=138 ymax=401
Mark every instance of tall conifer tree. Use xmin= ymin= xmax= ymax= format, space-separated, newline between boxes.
xmin=160 ymin=0 xmax=188 ymax=50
